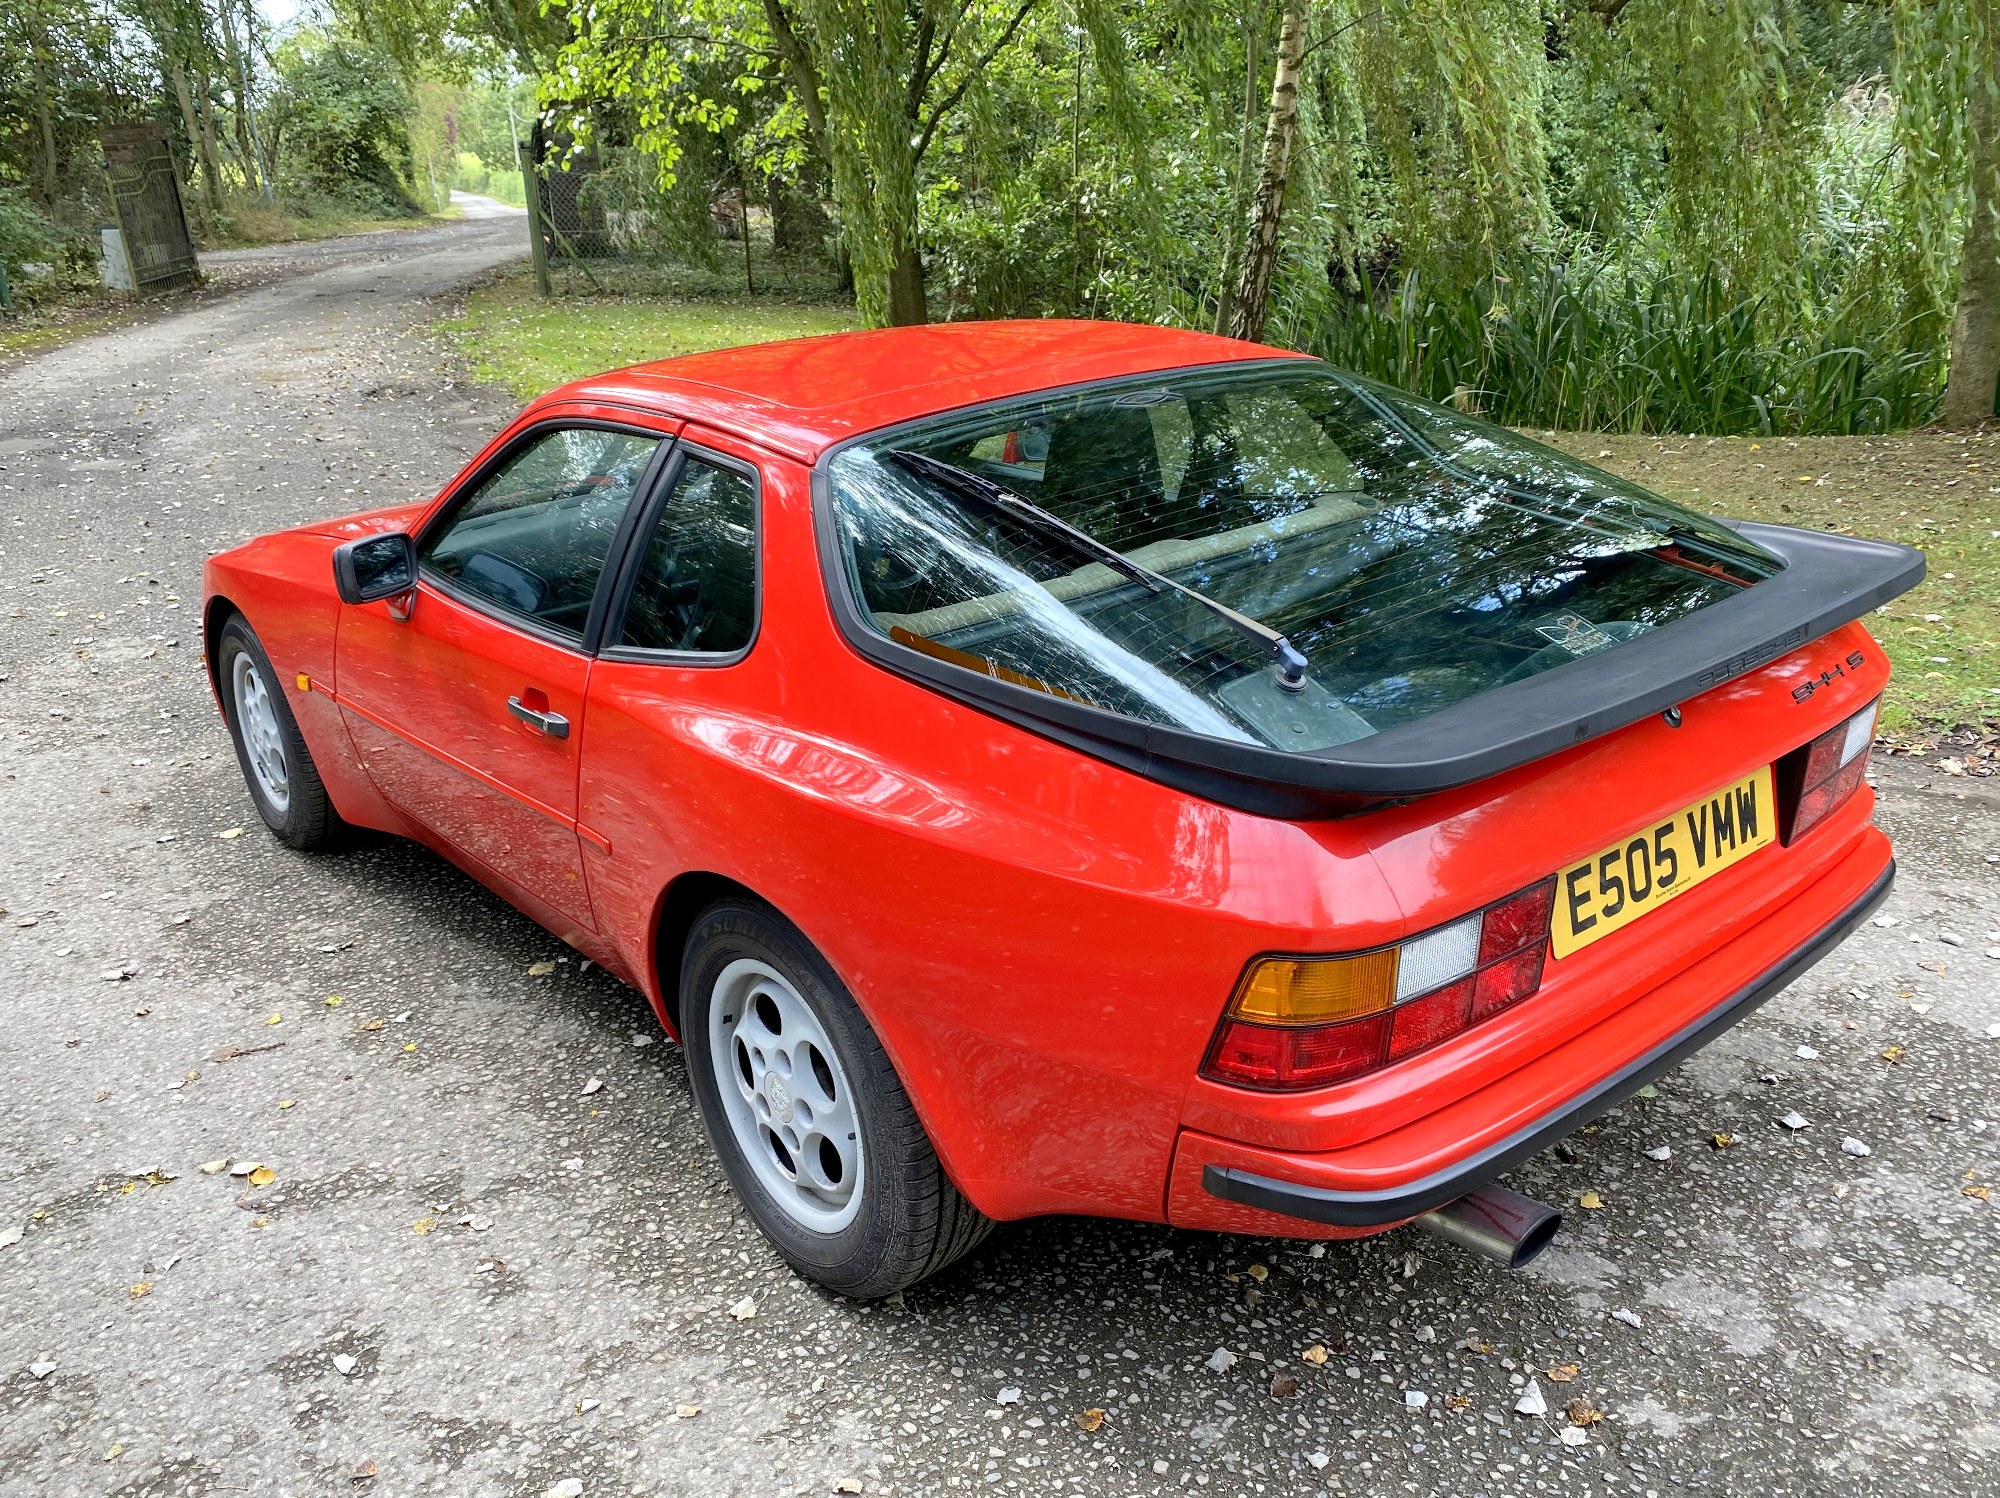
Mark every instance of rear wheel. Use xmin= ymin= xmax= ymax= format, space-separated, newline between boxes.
xmin=680 ymin=899 xmax=994 ymax=1297
xmin=217 ymin=615 xmax=340 ymax=851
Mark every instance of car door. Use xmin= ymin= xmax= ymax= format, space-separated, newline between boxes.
xmin=572 ymin=437 xmax=765 ymax=973
xmin=336 ymin=418 xmax=674 ymax=933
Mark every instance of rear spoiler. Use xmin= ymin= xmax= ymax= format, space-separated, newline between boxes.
xmin=822 ymin=518 xmax=1925 ymax=818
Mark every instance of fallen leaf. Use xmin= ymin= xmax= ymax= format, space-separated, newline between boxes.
xmin=278 ymin=1099 xmax=297 ymax=1110
xmin=265 ymin=1013 xmax=282 ymax=1026
xmin=332 ymin=1353 xmax=358 ymax=1376
xmin=1269 ymin=1370 xmax=1298 ymax=1397
xmin=1711 ymin=1133 xmax=1736 ymax=1149
xmin=1515 ymin=1379 xmax=1548 ymax=1417
xmin=1245 ymin=1263 xmax=1268 ymax=1282
xmin=527 ymin=961 xmax=556 ymax=977
xmin=581 ymin=1078 xmax=603 ymax=1096
xmin=1300 ymin=1343 xmax=1328 ymax=1366
xmin=834 ymin=1482 xmax=864 ymax=1496
xmin=1579 ymin=1191 xmax=1604 ymax=1210
xmin=128 ymin=1281 xmax=152 ymax=1298
xmin=28 ymin=1361 xmax=55 ymax=1379
xmin=674 ymin=1403 xmax=701 ymax=1419
xmin=358 ymin=1018 xmax=385 ymax=1032
xmin=545 ymin=1483 xmax=583 ymax=1498
xmin=1881 ymin=1045 xmax=1905 ymax=1064
xmin=218 ymin=827 xmax=243 ymax=840
xmin=1074 ymin=1407 xmax=1105 ymax=1432
xmin=727 ymin=1295 xmax=756 ymax=1321
xmin=1204 ymin=1347 xmax=1236 ymax=1373
xmin=351 ymin=1460 xmax=377 ymax=1482
xmin=1778 ymin=1112 xmax=1811 ymax=1132
xmin=412 ymin=1217 xmax=435 ymax=1236
xmin=248 ymin=1167 xmax=275 ymax=1187
xmin=402 ymin=1042 xmax=417 ymax=1053
xmin=1548 ymin=1362 xmax=1580 ymax=1383
xmin=1403 ymin=1389 xmax=1428 ymax=1408
xmin=324 ymin=994 xmax=343 ymax=1008
xmin=1963 ymin=1184 xmax=1993 ymax=1202
xmin=1563 ymin=1396 xmax=1603 ymax=1425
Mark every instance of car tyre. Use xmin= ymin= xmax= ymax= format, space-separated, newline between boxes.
xmin=216 ymin=614 xmax=342 ymax=851
xmin=681 ymin=899 xmax=995 ymax=1298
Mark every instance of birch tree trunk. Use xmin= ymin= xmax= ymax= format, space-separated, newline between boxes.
xmin=1212 ymin=8 xmax=1262 ymax=337
xmin=1944 ymin=0 xmax=2000 ymax=427
xmin=193 ymin=63 xmax=228 ymax=213
xmin=220 ymin=0 xmax=265 ymax=198
xmin=1223 ymin=0 xmax=1308 ymax=344
xmin=167 ymin=58 xmax=217 ymax=228
xmin=27 ymin=6 xmax=61 ymax=207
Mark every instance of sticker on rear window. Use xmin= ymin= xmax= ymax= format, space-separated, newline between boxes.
xmin=1535 ymin=612 xmax=1618 ymax=657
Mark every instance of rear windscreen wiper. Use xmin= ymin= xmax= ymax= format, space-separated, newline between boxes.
xmin=885 ymin=449 xmax=1311 ymax=691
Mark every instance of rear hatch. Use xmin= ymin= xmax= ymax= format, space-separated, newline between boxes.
xmin=817 ymin=359 xmax=1922 ymax=816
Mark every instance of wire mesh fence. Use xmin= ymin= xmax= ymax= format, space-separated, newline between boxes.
xmin=521 ymin=125 xmax=845 ymax=301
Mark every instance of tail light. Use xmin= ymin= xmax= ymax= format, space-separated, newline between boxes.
xmin=1202 ymin=878 xmax=1557 ymax=1091
xmin=1779 ymin=698 xmax=1877 ymax=843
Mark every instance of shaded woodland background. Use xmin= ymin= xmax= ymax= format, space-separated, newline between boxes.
xmin=8 ymin=1 xmax=2000 ymax=435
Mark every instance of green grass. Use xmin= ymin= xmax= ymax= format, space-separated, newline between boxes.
xmin=438 ymin=270 xmax=857 ymax=399
xmin=210 ymin=193 xmax=443 ymax=249
xmin=1543 ymin=430 xmax=1999 ymax=740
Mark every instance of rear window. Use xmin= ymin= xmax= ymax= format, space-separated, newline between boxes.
xmin=825 ymin=363 xmax=1782 ymax=753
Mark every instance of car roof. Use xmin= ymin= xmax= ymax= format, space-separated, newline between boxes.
xmin=540 ymin=319 xmax=1310 ymax=463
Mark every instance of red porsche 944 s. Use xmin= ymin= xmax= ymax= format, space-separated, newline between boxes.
xmin=204 ymin=322 xmax=1922 ymax=1296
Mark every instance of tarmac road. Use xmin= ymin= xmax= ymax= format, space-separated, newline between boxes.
xmin=0 ymin=214 xmax=1997 ymax=1497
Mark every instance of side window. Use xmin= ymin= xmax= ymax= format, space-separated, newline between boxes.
xmin=420 ymin=426 xmax=660 ymax=640
xmin=616 ymin=455 xmax=757 ymax=654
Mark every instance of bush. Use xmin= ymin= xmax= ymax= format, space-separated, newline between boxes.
xmin=269 ymin=37 xmax=420 ymax=218
xmin=1294 ymin=253 xmax=1943 ymax=438
xmin=0 ymin=190 xmax=76 ymax=279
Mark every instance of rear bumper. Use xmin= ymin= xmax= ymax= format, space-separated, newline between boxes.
xmin=1180 ymin=846 xmax=1893 ymax=1233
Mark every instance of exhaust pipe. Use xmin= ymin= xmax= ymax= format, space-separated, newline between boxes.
xmin=1413 ymin=1184 xmax=1562 ymax=1269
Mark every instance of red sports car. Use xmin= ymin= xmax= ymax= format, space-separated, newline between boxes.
xmin=203 ymin=322 xmax=1922 ymax=1296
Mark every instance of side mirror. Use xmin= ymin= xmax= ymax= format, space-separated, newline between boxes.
xmin=333 ymin=532 xmax=417 ymax=605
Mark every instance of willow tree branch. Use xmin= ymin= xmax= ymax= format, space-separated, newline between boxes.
xmin=913 ymin=0 xmax=1039 ymax=163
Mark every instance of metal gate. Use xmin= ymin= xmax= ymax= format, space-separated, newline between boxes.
xmin=102 ymin=124 xmax=200 ymax=293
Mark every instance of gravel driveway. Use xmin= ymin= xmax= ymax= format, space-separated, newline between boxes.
xmin=1 ymin=217 xmax=1996 ymax=1498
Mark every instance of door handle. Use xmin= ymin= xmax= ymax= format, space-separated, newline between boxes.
xmin=507 ymin=695 xmax=571 ymax=739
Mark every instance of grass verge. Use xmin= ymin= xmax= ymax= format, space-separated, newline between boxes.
xmin=208 ymin=192 xmax=445 ymax=249
xmin=1544 ymin=430 xmax=1997 ymax=747
xmin=438 ymin=270 xmax=857 ymax=400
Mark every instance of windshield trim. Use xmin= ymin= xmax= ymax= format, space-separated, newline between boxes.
xmin=809 ymin=359 xmax=1925 ymax=817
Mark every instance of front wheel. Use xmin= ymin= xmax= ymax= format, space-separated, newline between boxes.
xmin=680 ymin=899 xmax=994 ymax=1297
xmin=216 ymin=614 xmax=341 ymax=851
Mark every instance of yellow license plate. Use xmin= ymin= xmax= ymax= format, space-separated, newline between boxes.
xmin=1551 ymin=766 xmax=1776 ymax=960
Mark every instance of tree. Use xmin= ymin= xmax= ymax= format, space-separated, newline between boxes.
xmin=554 ymin=0 xmax=1054 ymax=325
xmin=1224 ymin=0 xmax=1307 ymax=342
xmin=1944 ymin=0 xmax=2000 ymax=426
